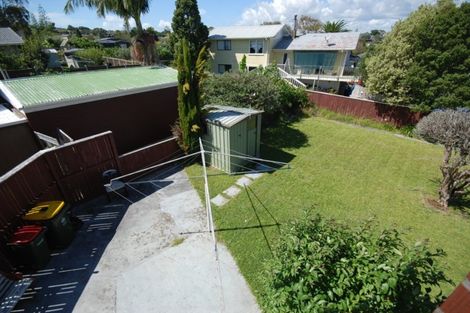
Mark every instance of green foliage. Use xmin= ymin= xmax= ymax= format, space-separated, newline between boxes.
xmin=157 ymin=35 xmax=173 ymax=60
xmin=239 ymin=54 xmax=247 ymax=72
xmin=69 ymin=36 xmax=99 ymax=49
xmin=171 ymin=0 xmax=208 ymax=60
xmin=75 ymin=47 xmax=105 ymax=64
xmin=298 ymin=15 xmax=322 ymax=34
xmin=175 ymin=38 xmax=206 ymax=152
xmin=203 ymin=65 xmax=309 ymax=119
xmin=0 ymin=0 xmax=30 ymax=35
xmin=364 ymin=0 xmax=470 ymax=111
xmin=263 ymin=213 xmax=450 ymax=313
xmin=321 ymin=19 xmax=348 ymax=32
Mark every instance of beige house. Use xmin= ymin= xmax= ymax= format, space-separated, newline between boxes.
xmin=209 ymin=25 xmax=360 ymax=92
xmin=208 ymin=24 xmax=289 ymax=73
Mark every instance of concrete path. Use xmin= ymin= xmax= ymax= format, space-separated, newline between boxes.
xmin=73 ymin=170 xmax=260 ymax=313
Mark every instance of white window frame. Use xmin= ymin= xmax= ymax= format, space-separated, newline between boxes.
xmin=249 ymin=40 xmax=264 ymax=54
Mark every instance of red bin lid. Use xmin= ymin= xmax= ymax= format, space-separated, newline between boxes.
xmin=9 ymin=226 xmax=44 ymax=244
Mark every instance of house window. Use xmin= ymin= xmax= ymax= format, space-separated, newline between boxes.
xmin=249 ymin=40 xmax=264 ymax=54
xmin=248 ymin=66 xmax=257 ymax=71
xmin=217 ymin=40 xmax=231 ymax=50
xmin=218 ymin=64 xmax=232 ymax=74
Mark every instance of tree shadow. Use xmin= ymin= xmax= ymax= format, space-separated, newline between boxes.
xmin=450 ymin=196 xmax=470 ymax=218
xmin=262 ymin=121 xmax=309 ymax=150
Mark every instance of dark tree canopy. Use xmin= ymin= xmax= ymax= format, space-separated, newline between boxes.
xmin=364 ymin=0 xmax=470 ymax=111
xmin=0 ymin=0 xmax=30 ymax=34
xmin=170 ymin=0 xmax=208 ymax=60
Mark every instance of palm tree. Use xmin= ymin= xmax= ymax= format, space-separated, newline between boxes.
xmin=322 ymin=19 xmax=348 ymax=33
xmin=64 ymin=0 xmax=157 ymax=65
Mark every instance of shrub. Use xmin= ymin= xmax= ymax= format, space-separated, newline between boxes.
xmin=203 ymin=71 xmax=282 ymax=115
xmin=415 ymin=109 xmax=470 ymax=209
xmin=203 ymin=65 xmax=309 ymax=120
xmin=262 ymin=213 xmax=450 ymax=313
xmin=75 ymin=48 xmax=105 ymax=65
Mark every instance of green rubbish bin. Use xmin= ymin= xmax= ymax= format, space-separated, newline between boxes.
xmin=22 ymin=201 xmax=75 ymax=249
xmin=8 ymin=225 xmax=50 ymax=269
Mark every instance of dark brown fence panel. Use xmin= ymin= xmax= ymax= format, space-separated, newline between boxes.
xmin=119 ymin=137 xmax=181 ymax=175
xmin=307 ymin=90 xmax=424 ymax=127
xmin=435 ymin=273 xmax=470 ymax=313
xmin=0 ymin=131 xmax=120 ymax=273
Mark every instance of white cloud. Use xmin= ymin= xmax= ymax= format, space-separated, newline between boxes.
xmin=102 ymin=14 xmax=134 ymax=30
xmin=238 ymin=0 xmax=434 ymax=32
xmin=157 ymin=19 xmax=172 ymax=31
xmin=200 ymin=8 xmax=207 ymax=16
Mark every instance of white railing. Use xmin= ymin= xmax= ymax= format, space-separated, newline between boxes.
xmin=277 ymin=66 xmax=307 ymax=88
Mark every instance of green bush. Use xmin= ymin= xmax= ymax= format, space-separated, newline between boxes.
xmin=263 ymin=213 xmax=450 ymax=313
xmin=75 ymin=48 xmax=105 ymax=65
xmin=202 ymin=65 xmax=309 ymax=120
xmin=203 ymin=71 xmax=282 ymax=115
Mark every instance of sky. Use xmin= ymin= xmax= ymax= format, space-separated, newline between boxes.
xmin=27 ymin=0 xmax=441 ymax=33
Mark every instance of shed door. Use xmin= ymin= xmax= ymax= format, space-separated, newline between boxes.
xmin=246 ymin=116 xmax=257 ymax=156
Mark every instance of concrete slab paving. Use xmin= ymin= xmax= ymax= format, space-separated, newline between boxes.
xmin=245 ymin=172 xmax=264 ymax=180
xmin=211 ymin=194 xmax=229 ymax=207
xmin=74 ymin=170 xmax=260 ymax=313
xmin=117 ymin=235 xmax=259 ymax=313
xmin=235 ymin=177 xmax=253 ymax=187
xmin=223 ymin=185 xmax=242 ymax=198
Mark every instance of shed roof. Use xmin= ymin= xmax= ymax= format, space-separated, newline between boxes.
xmin=0 ymin=104 xmax=26 ymax=127
xmin=205 ymin=105 xmax=262 ymax=128
xmin=274 ymin=32 xmax=360 ymax=51
xmin=0 ymin=66 xmax=177 ymax=112
xmin=209 ymin=24 xmax=285 ymax=40
xmin=0 ymin=27 xmax=23 ymax=46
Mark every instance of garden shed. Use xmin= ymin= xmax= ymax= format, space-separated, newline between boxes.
xmin=204 ymin=105 xmax=262 ymax=174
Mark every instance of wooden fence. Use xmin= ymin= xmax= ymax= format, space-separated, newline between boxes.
xmin=119 ymin=137 xmax=181 ymax=175
xmin=0 ymin=131 xmax=180 ymax=273
xmin=434 ymin=273 xmax=470 ymax=313
xmin=307 ymin=90 xmax=424 ymax=127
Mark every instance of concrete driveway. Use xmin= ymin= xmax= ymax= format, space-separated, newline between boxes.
xmin=73 ymin=170 xmax=260 ymax=313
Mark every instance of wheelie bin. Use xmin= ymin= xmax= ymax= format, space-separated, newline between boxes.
xmin=8 ymin=225 xmax=50 ymax=269
xmin=22 ymin=201 xmax=75 ymax=249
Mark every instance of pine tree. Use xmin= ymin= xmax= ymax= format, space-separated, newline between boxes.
xmin=171 ymin=0 xmax=208 ymax=61
xmin=175 ymin=38 xmax=207 ymax=152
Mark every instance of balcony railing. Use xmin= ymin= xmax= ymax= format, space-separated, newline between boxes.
xmin=278 ymin=64 xmax=356 ymax=78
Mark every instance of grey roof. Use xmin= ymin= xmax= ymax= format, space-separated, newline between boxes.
xmin=0 ymin=27 xmax=23 ymax=46
xmin=205 ymin=105 xmax=262 ymax=128
xmin=209 ymin=24 xmax=286 ymax=40
xmin=274 ymin=32 xmax=360 ymax=51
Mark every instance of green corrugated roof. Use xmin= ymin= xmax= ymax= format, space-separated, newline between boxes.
xmin=0 ymin=66 xmax=177 ymax=110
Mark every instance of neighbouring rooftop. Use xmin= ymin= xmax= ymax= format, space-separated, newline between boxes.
xmin=274 ymin=32 xmax=360 ymax=51
xmin=205 ymin=105 xmax=262 ymax=128
xmin=209 ymin=24 xmax=286 ymax=40
xmin=0 ymin=66 xmax=178 ymax=112
xmin=0 ymin=27 xmax=23 ymax=46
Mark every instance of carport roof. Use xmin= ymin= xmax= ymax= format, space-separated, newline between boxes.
xmin=0 ymin=66 xmax=178 ymax=112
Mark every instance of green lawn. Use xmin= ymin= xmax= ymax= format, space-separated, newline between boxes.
xmin=186 ymin=116 xmax=470 ymax=301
